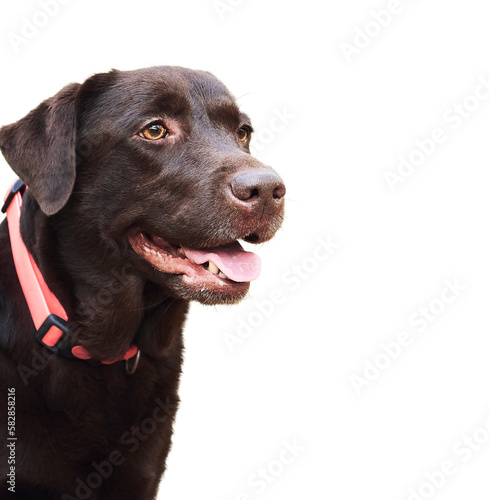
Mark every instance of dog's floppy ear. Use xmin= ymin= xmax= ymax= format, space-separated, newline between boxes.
xmin=0 ymin=82 xmax=80 ymax=216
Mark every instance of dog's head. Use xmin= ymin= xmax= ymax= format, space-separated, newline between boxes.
xmin=0 ymin=66 xmax=285 ymax=305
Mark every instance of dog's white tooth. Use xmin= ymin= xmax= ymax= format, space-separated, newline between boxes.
xmin=208 ymin=261 xmax=219 ymax=275
xmin=218 ymin=271 xmax=228 ymax=280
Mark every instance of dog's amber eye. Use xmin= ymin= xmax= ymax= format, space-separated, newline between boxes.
xmin=237 ymin=127 xmax=250 ymax=142
xmin=140 ymin=123 xmax=168 ymax=140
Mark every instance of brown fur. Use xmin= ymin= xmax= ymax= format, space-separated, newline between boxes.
xmin=0 ymin=66 xmax=284 ymax=499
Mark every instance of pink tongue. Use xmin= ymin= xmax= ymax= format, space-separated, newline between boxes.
xmin=182 ymin=241 xmax=261 ymax=282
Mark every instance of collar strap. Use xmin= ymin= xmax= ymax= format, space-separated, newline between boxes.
xmin=3 ymin=180 xmax=138 ymax=365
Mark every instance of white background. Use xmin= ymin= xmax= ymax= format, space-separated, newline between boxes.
xmin=1 ymin=1 xmax=489 ymax=499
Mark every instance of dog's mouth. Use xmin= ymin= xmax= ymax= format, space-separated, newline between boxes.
xmin=128 ymin=229 xmax=261 ymax=300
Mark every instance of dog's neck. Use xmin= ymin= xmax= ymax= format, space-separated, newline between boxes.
xmin=18 ymin=191 xmax=188 ymax=362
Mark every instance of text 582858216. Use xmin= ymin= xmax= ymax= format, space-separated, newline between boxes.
xmin=6 ymin=387 xmax=16 ymax=493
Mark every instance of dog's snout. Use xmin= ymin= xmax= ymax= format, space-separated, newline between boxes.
xmin=230 ymin=169 xmax=286 ymax=206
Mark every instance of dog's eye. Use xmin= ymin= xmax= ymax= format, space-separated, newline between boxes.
xmin=237 ymin=127 xmax=250 ymax=142
xmin=140 ymin=123 xmax=168 ymax=140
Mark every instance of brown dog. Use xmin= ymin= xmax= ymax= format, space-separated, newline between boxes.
xmin=0 ymin=66 xmax=285 ymax=499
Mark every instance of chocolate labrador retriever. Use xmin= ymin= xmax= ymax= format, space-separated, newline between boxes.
xmin=0 ymin=66 xmax=285 ymax=499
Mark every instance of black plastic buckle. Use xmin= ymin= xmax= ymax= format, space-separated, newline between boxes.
xmin=36 ymin=314 xmax=76 ymax=359
xmin=1 ymin=179 xmax=26 ymax=213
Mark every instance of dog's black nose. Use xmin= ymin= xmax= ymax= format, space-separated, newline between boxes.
xmin=230 ymin=169 xmax=286 ymax=206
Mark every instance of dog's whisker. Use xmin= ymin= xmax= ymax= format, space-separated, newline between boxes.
xmin=236 ymin=92 xmax=252 ymax=101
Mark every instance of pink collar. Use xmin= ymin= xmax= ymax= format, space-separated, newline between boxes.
xmin=2 ymin=180 xmax=139 ymax=366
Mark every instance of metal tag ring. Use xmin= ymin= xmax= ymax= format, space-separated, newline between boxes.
xmin=125 ymin=349 xmax=141 ymax=375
